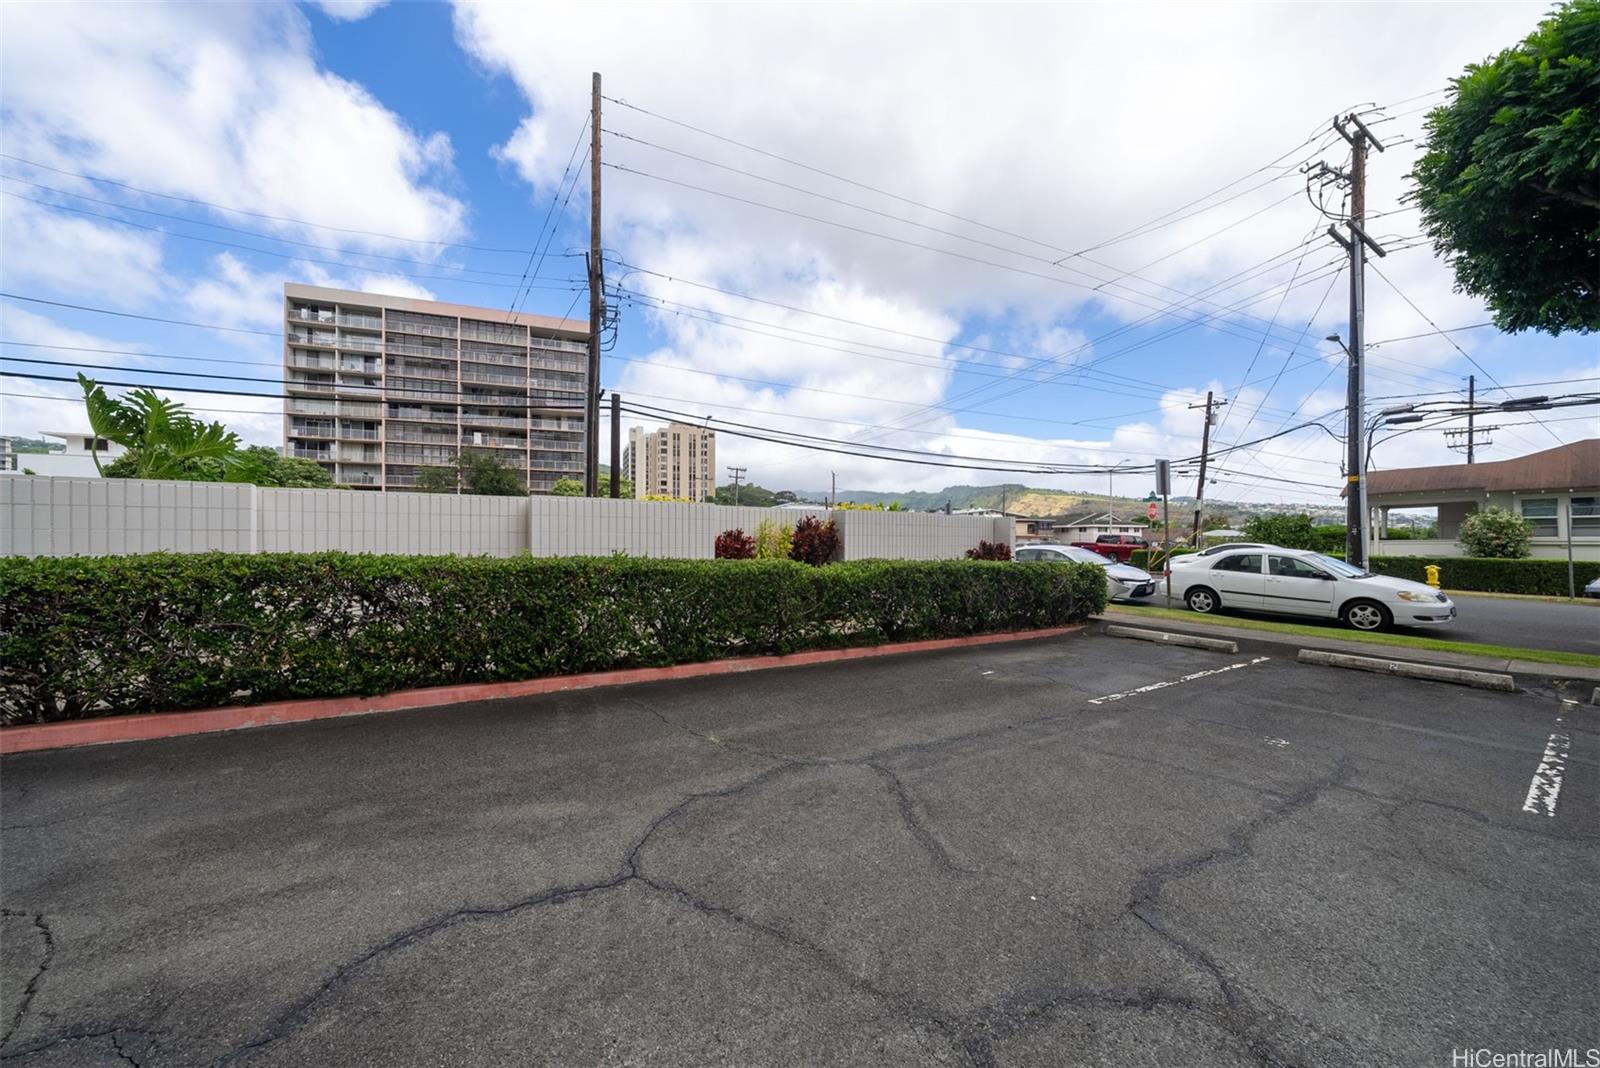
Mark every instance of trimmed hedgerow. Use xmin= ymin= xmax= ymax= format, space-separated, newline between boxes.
xmin=1368 ymin=555 xmax=1600 ymax=596
xmin=0 ymin=553 xmax=1106 ymax=724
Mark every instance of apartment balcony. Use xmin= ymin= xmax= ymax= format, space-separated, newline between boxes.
xmin=337 ymin=335 xmax=383 ymax=354
xmin=388 ymin=407 xmax=458 ymax=425
xmin=287 ymin=398 xmax=336 ymax=416
xmin=336 ymin=445 xmax=381 ymax=464
xmin=287 ymin=379 xmax=336 ymax=395
xmin=462 ymin=435 xmax=528 ymax=450
xmin=531 ymin=337 xmax=589 ymax=355
xmin=387 ymin=425 xmax=455 ymax=444
xmin=336 ymin=426 xmax=381 ymax=441
xmin=288 ymin=330 xmax=338 ymax=348
xmin=336 ymin=313 xmax=383 ymax=331
xmin=460 ymin=412 xmax=526 ymax=430
xmin=460 ymin=347 xmax=529 ymax=368
xmin=386 ymin=319 xmax=456 ymax=340
xmin=290 ymin=421 xmax=335 ymax=439
xmin=291 ymin=446 xmax=334 ymax=461
xmin=529 ymin=436 xmax=583 ymax=451
xmin=386 ymin=361 xmax=454 ymax=381
xmin=341 ymin=472 xmax=381 ymax=486
xmin=529 ymin=354 xmax=586 ymax=373
xmin=288 ymin=353 xmax=336 ymax=372
xmin=460 ymin=365 xmax=527 ymax=387
xmin=289 ymin=306 xmax=336 ymax=325
xmin=529 ymin=459 xmax=585 ymax=473
xmin=336 ymin=401 xmax=384 ymax=419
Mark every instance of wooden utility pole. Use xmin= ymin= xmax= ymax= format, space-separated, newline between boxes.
xmin=609 ymin=391 xmax=621 ymax=498
xmin=1188 ymin=391 xmax=1224 ymax=547
xmin=1328 ymin=113 xmax=1385 ymax=566
xmin=1466 ymin=374 xmax=1476 ymax=464
xmin=585 ymin=71 xmax=604 ymax=497
xmin=726 ymin=466 xmax=747 ymax=506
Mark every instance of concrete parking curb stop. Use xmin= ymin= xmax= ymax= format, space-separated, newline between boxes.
xmin=1296 ymin=649 xmax=1516 ymax=692
xmin=0 ymin=625 xmax=1083 ymax=755
xmin=1104 ymin=624 xmax=1239 ymax=654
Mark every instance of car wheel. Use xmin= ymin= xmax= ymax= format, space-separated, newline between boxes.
xmin=1341 ymin=599 xmax=1391 ymax=632
xmin=1185 ymin=587 xmax=1219 ymax=614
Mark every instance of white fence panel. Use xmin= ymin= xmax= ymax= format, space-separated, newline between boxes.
xmin=2 ymin=475 xmax=1016 ymax=562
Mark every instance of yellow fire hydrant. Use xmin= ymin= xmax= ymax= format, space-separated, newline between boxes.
xmin=1424 ymin=564 xmax=1441 ymax=589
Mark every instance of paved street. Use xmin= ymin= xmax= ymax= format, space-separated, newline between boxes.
xmin=2 ymin=633 xmax=1596 ymax=1066
xmin=1121 ymin=590 xmax=1600 ymax=655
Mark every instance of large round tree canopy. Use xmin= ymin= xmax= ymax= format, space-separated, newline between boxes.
xmin=1409 ymin=0 xmax=1600 ymax=335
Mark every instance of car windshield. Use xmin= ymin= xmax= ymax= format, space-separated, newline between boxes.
xmin=1310 ymin=553 xmax=1369 ymax=578
xmin=1059 ymin=547 xmax=1110 ymax=565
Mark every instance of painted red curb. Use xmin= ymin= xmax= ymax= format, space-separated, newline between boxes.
xmin=0 ymin=625 xmax=1083 ymax=755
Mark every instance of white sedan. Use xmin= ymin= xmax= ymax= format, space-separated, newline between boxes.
xmin=1015 ymin=544 xmax=1157 ymax=602
xmin=1166 ymin=547 xmax=1456 ymax=632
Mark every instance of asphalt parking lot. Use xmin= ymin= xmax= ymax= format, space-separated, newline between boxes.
xmin=3 ymin=631 xmax=1596 ymax=1067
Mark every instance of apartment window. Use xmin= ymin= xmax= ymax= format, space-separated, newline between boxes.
xmin=1521 ymin=498 xmax=1558 ymax=538
xmin=1571 ymin=496 xmax=1599 ymax=537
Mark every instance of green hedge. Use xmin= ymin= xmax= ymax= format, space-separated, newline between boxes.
xmin=0 ymin=553 xmax=1106 ymax=724
xmin=1368 ymin=555 xmax=1600 ymax=596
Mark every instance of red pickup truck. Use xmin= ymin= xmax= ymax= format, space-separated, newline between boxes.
xmin=1068 ymin=533 xmax=1150 ymax=562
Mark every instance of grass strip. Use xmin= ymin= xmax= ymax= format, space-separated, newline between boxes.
xmin=1103 ymin=605 xmax=1599 ymax=669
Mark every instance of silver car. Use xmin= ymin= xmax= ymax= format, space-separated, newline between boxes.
xmin=1015 ymin=544 xmax=1157 ymax=602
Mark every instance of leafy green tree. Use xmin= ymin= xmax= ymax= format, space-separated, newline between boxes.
xmin=1409 ymin=0 xmax=1600 ymax=334
xmin=79 ymin=375 xmax=239 ymax=480
xmin=550 ymin=477 xmax=584 ymax=496
xmin=1241 ymin=512 xmax=1318 ymax=549
xmin=413 ymin=450 xmax=528 ymax=496
xmin=1458 ymin=506 xmax=1533 ymax=557
xmin=548 ymin=475 xmax=633 ymax=497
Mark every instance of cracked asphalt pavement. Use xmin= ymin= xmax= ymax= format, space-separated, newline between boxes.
xmin=2 ymin=632 xmax=1597 ymax=1066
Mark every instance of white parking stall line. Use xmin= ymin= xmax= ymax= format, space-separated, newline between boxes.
xmin=1087 ymin=656 xmax=1272 ymax=706
xmin=1520 ymin=701 xmax=1575 ymax=818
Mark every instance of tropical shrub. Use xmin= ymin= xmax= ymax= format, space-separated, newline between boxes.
xmin=0 ymin=554 xmax=1108 ymax=723
xmin=1458 ymin=507 xmax=1533 ymax=558
xmin=1242 ymin=512 xmax=1318 ymax=549
xmin=754 ymin=519 xmax=794 ymax=560
xmin=789 ymin=516 xmax=841 ymax=566
xmin=965 ymin=540 xmax=1012 ymax=561
xmin=714 ymin=528 xmax=755 ymax=559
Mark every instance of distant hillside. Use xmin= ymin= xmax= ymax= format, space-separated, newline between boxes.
xmin=819 ymin=482 xmax=1344 ymax=523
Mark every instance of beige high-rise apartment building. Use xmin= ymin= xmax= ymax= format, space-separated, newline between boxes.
xmin=622 ymin=422 xmax=717 ymax=501
xmin=282 ymin=283 xmax=590 ymax=492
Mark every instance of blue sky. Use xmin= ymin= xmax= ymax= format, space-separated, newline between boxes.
xmin=1 ymin=1 xmax=1594 ymax=503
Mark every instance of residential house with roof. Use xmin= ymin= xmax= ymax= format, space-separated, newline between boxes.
xmin=1363 ymin=439 xmax=1598 ymax=560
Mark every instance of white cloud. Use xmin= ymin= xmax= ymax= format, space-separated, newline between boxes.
xmin=454 ymin=1 xmax=1571 ymax=501
xmin=1 ymin=3 xmax=464 ymax=253
xmin=0 ymin=196 xmax=166 ymax=307
xmin=308 ymin=0 xmax=390 ymax=22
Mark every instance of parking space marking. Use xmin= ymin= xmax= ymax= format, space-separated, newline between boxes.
xmin=1520 ymin=701 xmax=1574 ymax=818
xmin=1087 ymin=656 xmax=1271 ymax=706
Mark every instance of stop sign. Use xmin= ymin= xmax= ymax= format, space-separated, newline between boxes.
xmin=1146 ymin=501 xmax=1158 ymax=520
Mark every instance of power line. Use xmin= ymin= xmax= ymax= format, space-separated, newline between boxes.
xmin=1366 ymin=261 xmax=1568 ymax=447
xmin=0 ymin=174 xmax=542 ymax=281
xmin=1 ymin=191 xmax=586 ymax=295
xmin=1 ymin=292 xmax=283 ymax=337
xmin=507 ymin=117 xmax=592 ymax=320
xmin=0 ymin=369 xmax=587 ymax=411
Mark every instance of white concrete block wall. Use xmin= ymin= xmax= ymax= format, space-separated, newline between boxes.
xmin=0 ymin=476 xmax=255 ymax=557
xmin=2 ymin=476 xmax=1014 ymax=562
xmin=832 ymin=511 xmax=1012 ymax=560
xmin=528 ymin=497 xmax=812 ymax=558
